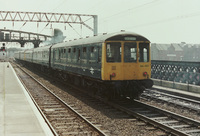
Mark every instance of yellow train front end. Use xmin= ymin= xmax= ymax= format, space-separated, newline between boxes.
xmin=101 ymin=37 xmax=153 ymax=99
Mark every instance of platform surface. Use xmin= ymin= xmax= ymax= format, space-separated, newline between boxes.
xmin=0 ymin=62 xmax=50 ymax=136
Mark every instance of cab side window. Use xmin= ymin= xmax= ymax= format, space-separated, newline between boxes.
xmin=139 ymin=43 xmax=149 ymax=62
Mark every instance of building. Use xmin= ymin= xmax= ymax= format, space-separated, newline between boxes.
xmin=151 ymin=43 xmax=183 ymax=61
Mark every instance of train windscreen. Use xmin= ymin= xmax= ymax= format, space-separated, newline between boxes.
xmin=124 ymin=42 xmax=137 ymax=62
xmin=106 ymin=42 xmax=121 ymax=62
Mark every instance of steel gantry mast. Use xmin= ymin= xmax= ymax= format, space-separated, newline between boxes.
xmin=0 ymin=11 xmax=98 ymax=35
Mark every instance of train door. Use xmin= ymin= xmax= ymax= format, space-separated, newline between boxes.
xmin=137 ymin=42 xmax=151 ymax=79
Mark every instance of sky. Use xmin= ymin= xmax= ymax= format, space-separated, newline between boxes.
xmin=1 ymin=0 xmax=200 ymax=44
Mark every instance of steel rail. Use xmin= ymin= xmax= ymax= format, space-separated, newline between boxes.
xmin=134 ymin=100 xmax=200 ymax=127
xmin=104 ymin=100 xmax=192 ymax=136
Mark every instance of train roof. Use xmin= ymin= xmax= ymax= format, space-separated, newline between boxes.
xmin=32 ymin=45 xmax=51 ymax=51
xmin=52 ymin=31 xmax=149 ymax=49
xmin=23 ymin=45 xmax=51 ymax=53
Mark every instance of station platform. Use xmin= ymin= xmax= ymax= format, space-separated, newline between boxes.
xmin=0 ymin=62 xmax=53 ymax=136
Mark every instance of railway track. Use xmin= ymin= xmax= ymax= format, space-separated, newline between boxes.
xmin=141 ymin=89 xmax=200 ymax=113
xmin=13 ymin=64 xmax=108 ymax=136
xmin=109 ymin=99 xmax=200 ymax=136
xmin=13 ymin=62 xmax=200 ymax=136
xmin=64 ymin=82 xmax=200 ymax=135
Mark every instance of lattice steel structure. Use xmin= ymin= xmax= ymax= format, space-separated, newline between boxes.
xmin=0 ymin=11 xmax=98 ymax=35
xmin=0 ymin=29 xmax=52 ymax=47
xmin=151 ymin=60 xmax=200 ymax=85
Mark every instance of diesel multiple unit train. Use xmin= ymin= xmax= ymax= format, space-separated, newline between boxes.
xmin=14 ymin=31 xmax=153 ymax=99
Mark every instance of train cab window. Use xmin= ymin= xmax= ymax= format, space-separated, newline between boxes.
xmin=106 ymin=42 xmax=121 ymax=62
xmin=124 ymin=42 xmax=137 ymax=62
xmin=139 ymin=43 xmax=149 ymax=62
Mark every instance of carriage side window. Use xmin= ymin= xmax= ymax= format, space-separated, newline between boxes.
xmin=46 ymin=51 xmax=48 ymax=58
xmin=68 ymin=48 xmax=71 ymax=61
xmin=39 ymin=52 xmax=41 ymax=59
xmin=124 ymin=42 xmax=137 ymax=62
xmin=78 ymin=48 xmax=80 ymax=61
xmin=106 ymin=42 xmax=121 ymax=62
xmin=42 ymin=51 xmax=45 ymax=58
xmin=46 ymin=51 xmax=49 ymax=59
xmin=58 ymin=49 xmax=61 ymax=60
xmin=45 ymin=51 xmax=47 ymax=58
xmin=82 ymin=47 xmax=87 ymax=59
xmin=61 ymin=48 xmax=66 ymax=58
xmin=61 ymin=49 xmax=63 ymax=58
xmin=90 ymin=46 xmax=95 ymax=60
xmin=55 ymin=49 xmax=59 ymax=60
xmin=43 ymin=51 xmax=47 ymax=58
xmin=53 ymin=50 xmax=56 ymax=59
xmin=98 ymin=46 xmax=102 ymax=63
xmin=139 ymin=43 xmax=149 ymax=62
xmin=73 ymin=48 xmax=76 ymax=53
xmin=72 ymin=48 xmax=77 ymax=61
xmin=63 ymin=49 xmax=66 ymax=58
xmin=68 ymin=48 xmax=71 ymax=53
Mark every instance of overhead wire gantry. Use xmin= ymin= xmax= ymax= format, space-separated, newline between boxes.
xmin=0 ymin=11 xmax=98 ymax=35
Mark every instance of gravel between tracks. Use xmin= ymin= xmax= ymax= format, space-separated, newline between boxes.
xmin=141 ymin=94 xmax=200 ymax=122
xmin=16 ymin=65 xmax=165 ymax=136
